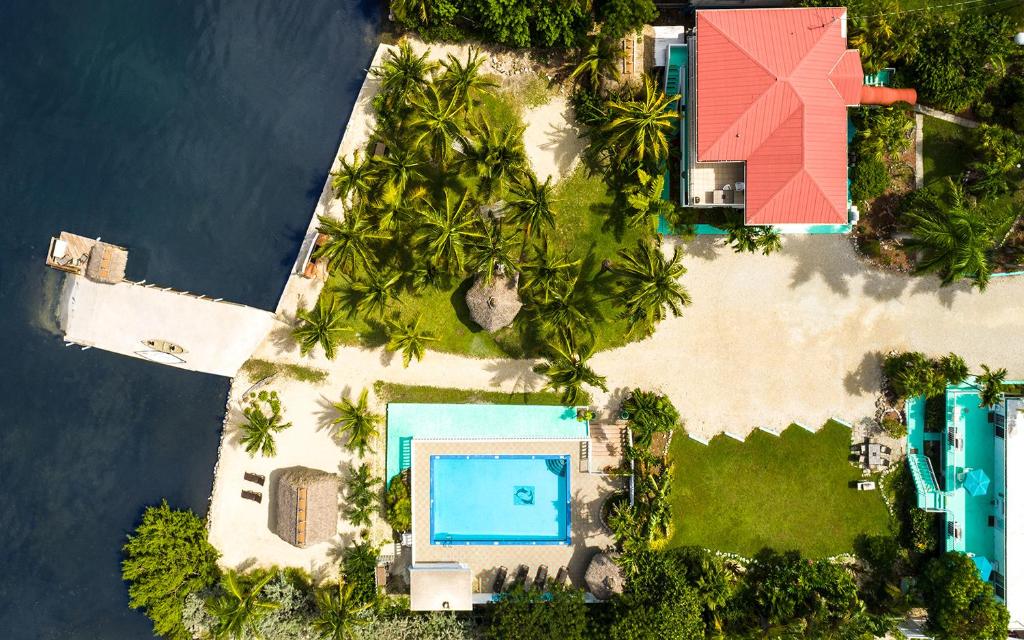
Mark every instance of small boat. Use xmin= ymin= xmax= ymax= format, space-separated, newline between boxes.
xmin=143 ymin=339 xmax=185 ymax=354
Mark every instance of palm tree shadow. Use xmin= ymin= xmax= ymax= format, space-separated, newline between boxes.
xmin=843 ymin=351 xmax=883 ymax=397
xmin=484 ymin=359 xmax=545 ymax=395
xmin=267 ymin=310 xmax=300 ymax=355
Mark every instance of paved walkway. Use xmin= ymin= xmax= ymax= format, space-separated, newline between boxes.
xmin=255 ymin=235 xmax=1024 ymax=440
xmin=913 ymin=104 xmax=980 ymax=129
xmin=915 ymin=112 xmax=925 ymax=189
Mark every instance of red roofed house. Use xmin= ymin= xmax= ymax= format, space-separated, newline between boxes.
xmin=673 ymin=8 xmax=915 ymax=229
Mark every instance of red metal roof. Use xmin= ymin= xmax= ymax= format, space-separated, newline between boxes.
xmin=695 ymin=8 xmax=864 ymax=225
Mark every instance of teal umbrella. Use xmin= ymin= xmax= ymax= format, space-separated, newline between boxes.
xmin=973 ymin=555 xmax=994 ymax=581
xmin=963 ymin=468 xmax=991 ymax=497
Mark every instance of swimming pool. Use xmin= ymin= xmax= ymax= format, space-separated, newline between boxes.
xmin=429 ymin=455 xmax=571 ymax=545
xmin=386 ymin=403 xmax=587 ymax=483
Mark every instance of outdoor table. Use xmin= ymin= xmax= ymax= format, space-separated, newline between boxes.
xmin=867 ymin=443 xmax=882 ymax=468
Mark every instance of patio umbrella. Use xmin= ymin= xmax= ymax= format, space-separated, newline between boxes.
xmin=963 ymin=468 xmax=991 ymax=497
xmin=973 ymin=555 xmax=994 ymax=581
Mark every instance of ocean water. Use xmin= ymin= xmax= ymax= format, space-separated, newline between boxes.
xmin=0 ymin=1 xmax=380 ymax=637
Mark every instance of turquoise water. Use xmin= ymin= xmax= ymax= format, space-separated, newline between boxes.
xmin=385 ymin=403 xmax=586 ymax=482
xmin=430 ymin=455 xmax=570 ymax=545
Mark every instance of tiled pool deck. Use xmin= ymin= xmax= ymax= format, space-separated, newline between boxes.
xmin=410 ymin=439 xmax=620 ymax=592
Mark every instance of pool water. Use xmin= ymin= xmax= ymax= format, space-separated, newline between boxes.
xmin=430 ymin=455 xmax=571 ymax=545
xmin=386 ymin=403 xmax=586 ymax=482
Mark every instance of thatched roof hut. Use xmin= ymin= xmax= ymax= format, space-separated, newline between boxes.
xmin=585 ymin=552 xmax=624 ymax=600
xmin=272 ymin=467 xmax=339 ymax=548
xmin=465 ymin=273 xmax=522 ymax=332
xmin=85 ymin=242 xmax=128 ymax=284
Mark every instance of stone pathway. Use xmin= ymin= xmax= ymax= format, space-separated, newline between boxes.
xmin=913 ymin=104 xmax=980 ymax=129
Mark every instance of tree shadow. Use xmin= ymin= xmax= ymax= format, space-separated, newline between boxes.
xmin=679 ymin=235 xmax=722 ymax=262
xmin=844 ymin=351 xmax=883 ymax=397
xmin=315 ymin=392 xmax=346 ymax=436
xmin=484 ymin=359 xmax=545 ymax=393
xmin=449 ymin=275 xmax=487 ymax=333
xmin=786 ymin=235 xmax=864 ymax=297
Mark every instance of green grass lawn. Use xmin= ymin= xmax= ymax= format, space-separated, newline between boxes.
xmin=667 ymin=422 xmax=891 ymax=558
xmin=922 ymin=115 xmax=972 ymax=186
xmin=373 ymin=381 xmax=574 ymax=405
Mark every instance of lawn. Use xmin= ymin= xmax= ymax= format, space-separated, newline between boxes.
xmin=667 ymin=422 xmax=891 ymax=558
xmin=922 ymin=115 xmax=972 ymax=186
xmin=373 ymin=381 xmax=575 ymax=405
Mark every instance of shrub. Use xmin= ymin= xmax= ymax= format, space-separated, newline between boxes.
xmin=489 ymin=583 xmax=588 ymax=640
xmin=595 ymin=0 xmax=657 ymax=40
xmin=384 ymin=470 xmax=412 ymax=533
xmin=621 ymin=388 xmax=681 ymax=447
xmin=883 ymin=351 xmax=956 ymax=399
xmin=921 ymin=552 xmax=1010 ymax=640
xmin=881 ymin=416 xmax=908 ymax=438
xmin=343 ymin=541 xmax=381 ymax=606
xmin=122 ymin=501 xmax=221 ymax=640
xmin=850 ymin=156 xmax=890 ymax=204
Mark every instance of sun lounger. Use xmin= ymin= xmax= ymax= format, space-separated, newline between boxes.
xmin=534 ymin=565 xmax=548 ymax=589
xmin=493 ymin=566 xmax=508 ymax=593
xmin=880 ymin=445 xmax=892 ymax=455
xmin=243 ymin=472 xmax=265 ymax=486
xmin=241 ymin=490 xmax=262 ymax=503
xmin=513 ymin=564 xmax=529 ymax=587
xmin=555 ymin=566 xmax=569 ymax=587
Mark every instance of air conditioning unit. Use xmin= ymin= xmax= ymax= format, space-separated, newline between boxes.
xmin=693 ymin=196 xmax=701 ymax=204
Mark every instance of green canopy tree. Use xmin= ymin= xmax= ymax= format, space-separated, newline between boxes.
xmin=460 ymin=117 xmax=528 ymax=200
xmin=533 ymin=329 xmax=608 ymax=404
xmin=292 ymin=299 xmax=349 ymax=360
xmin=437 ymin=47 xmax=497 ymax=114
xmin=370 ymin=41 xmax=436 ymax=113
xmin=330 ymin=150 xmax=374 ymax=204
xmin=613 ymin=240 xmax=691 ymax=335
xmin=122 ymin=501 xmax=221 ymax=640
xmin=313 ymin=579 xmax=371 ymax=640
xmin=508 ymin=173 xmax=557 ymax=254
xmin=921 ymin=552 xmax=1009 ymax=640
xmin=206 ymin=571 xmax=278 ymax=640
xmin=488 ymin=583 xmax=588 ymax=640
xmin=977 ymin=364 xmax=1007 ymax=408
xmin=568 ymin=35 xmax=622 ymax=92
xmin=411 ymin=83 xmax=466 ymax=165
xmin=601 ymin=76 xmax=679 ymax=168
xmin=414 ymin=190 xmax=481 ymax=274
xmin=331 ymin=388 xmax=381 ymax=456
xmin=345 ymin=267 xmax=402 ymax=318
xmin=314 ymin=212 xmax=388 ymax=275
xmin=385 ymin=315 xmax=439 ymax=367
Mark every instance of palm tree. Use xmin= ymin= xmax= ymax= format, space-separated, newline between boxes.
xmin=722 ymin=222 xmax=782 ymax=256
xmin=601 ymin=76 xmax=679 ymax=167
xmin=390 ymin=0 xmax=430 ymax=26
xmin=569 ymin=35 xmax=622 ymax=92
xmin=977 ymin=364 xmax=1007 ymax=408
xmin=331 ymin=150 xmax=373 ymax=204
xmin=903 ymin=178 xmax=995 ymax=290
xmin=858 ymin=106 xmax=914 ymax=160
xmin=207 ymin=571 xmax=278 ymax=640
xmin=468 ymin=222 xmax=518 ymax=283
xmin=533 ymin=329 xmax=608 ymax=405
xmin=240 ymin=391 xmax=292 ymax=458
xmin=939 ymin=353 xmax=969 ymax=386
xmin=411 ymin=84 xmax=465 ymax=165
xmin=460 ymin=117 xmax=528 ymax=199
xmin=331 ymin=388 xmax=381 ymax=456
xmin=344 ymin=463 xmax=381 ymax=529
xmin=345 ymin=267 xmax=402 ymax=318
xmin=314 ymin=212 xmax=388 ymax=274
xmin=385 ymin=316 xmax=438 ymax=367
xmin=438 ymin=48 xmax=497 ymax=113
xmin=519 ymin=237 xmax=581 ymax=303
xmin=293 ymin=299 xmax=349 ymax=359
xmin=530 ymin=274 xmax=594 ymax=339
xmin=371 ymin=144 xmax=424 ymax=207
xmin=312 ymin=579 xmax=371 ymax=640
xmin=413 ymin=190 xmax=480 ymax=273
xmin=370 ymin=42 xmax=436 ymax=111
xmin=613 ymin=240 xmax=691 ymax=334
xmin=507 ymin=173 xmax=556 ymax=253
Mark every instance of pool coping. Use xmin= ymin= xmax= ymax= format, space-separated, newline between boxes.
xmin=428 ymin=454 xmax=572 ymax=546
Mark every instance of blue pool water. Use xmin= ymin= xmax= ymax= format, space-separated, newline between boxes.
xmin=430 ymin=455 xmax=571 ymax=545
xmin=386 ymin=403 xmax=587 ymax=482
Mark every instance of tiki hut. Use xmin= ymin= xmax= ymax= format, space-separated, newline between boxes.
xmin=465 ymin=273 xmax=522 ymax=332
xmin=84 ymin=241 xmax=128 ymax=284
xmin=585 ymin=552 xmax=624 ymax=600
xmin=272 ymin=467 xmax=339 ymax=548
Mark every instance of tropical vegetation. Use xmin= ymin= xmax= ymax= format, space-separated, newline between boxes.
xmin=240 ymin=390 xmax=292 ymax=458
xmin=330 ymin=388 xmax=381 ymax=456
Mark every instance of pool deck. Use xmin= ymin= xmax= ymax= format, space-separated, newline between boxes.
xmin=410 ymin=439 xmax=620 ymax=592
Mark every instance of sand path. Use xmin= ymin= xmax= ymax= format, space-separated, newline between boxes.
xmin=256 ymin=235 xmax=1024 ymax=439
xmin=521 ymin=95 xmax=584 ymax=184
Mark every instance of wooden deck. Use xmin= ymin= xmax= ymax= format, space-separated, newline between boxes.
xmin=45 ymin=232 xmax=97 ymax=274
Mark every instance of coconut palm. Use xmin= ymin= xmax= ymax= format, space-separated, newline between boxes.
xmin=438 ymin=47 xmax=497 ymax=113
xmin=414 ymin=190 xmax=481 ymax=273
xmin=614 ymin=240 xmax=691 ymax=334
xmin=331 ymin=150 xmax=374 ymax=204
xmin=293 ymin=299 xmax=349 ymax=359
xmin=507 ymin=173 xmax=557 ymax=252
xmin=940 ymin=353 xmax=969 ymax=386
xmin=519 ymin=237 xmax=581 ymax=303
xmin=314 ymin=212 xmax=388 ymax=274
xmin=370 ymin=42 xmax=436 ymax=111
xmin=345 ymin=267 xmax=402 ymax=318
xmin=978 ymin=364 xmax=1008 ymax=408
xmin=468 ymin=222 xmax=518 ymax=284
xmin=207 ymin=571 xmax=278 ymax=640
xmin=344 ymin=463 xmax=381 ymax=529
xmin=903 ymin=178 xmax=995 ymax=290
xmin=371 ymin=144 xmax=424 ymax=208
xmin=722 ymin=222 xmax=782 ymax=256
xmin=460 ymin=117 xmax=528 ymax=199
xmin=858 ymin=106 xmax=914 ymax=160
xmin=391 ymin=0 xmax=431 ymax=26
xmin=569 ymin=35 xmax=622 ymax=92
xmin=531 ymin=274 xmax=594 ymax=339
xmin=331 ymin=388 xmax=381 ymax=456
xmin=312 ymin=579 xmax=371 ymax=640
xmin=601 ymin=76 xmax=679 ymax=167
xmin=410 ymin=84 xmax=465 ymax=165
xmin=533 ymin=329 xmax=608 ymax=405
xmin=385 ymin=315 xmax=438 ymax=367
xmin=240 ymin=391 xmax=292 ymax=458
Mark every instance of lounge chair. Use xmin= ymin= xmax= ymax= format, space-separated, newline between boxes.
xmin=513 ymin=564 xmax=529 ymax=588
xmin=555 ymin=566 xmax=569 ymax=587
xmin=534 ymin=565 xmax=549 ymax=590
xmin=243 ymin=472 xmax=265 ymax=486
xmin=493 ymin=566 xmax=508 ymax=593
xmin=880 ymin=445 xmax=892 ymax=455
xmin=241 ymin=490 xmax=262 ymax=503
